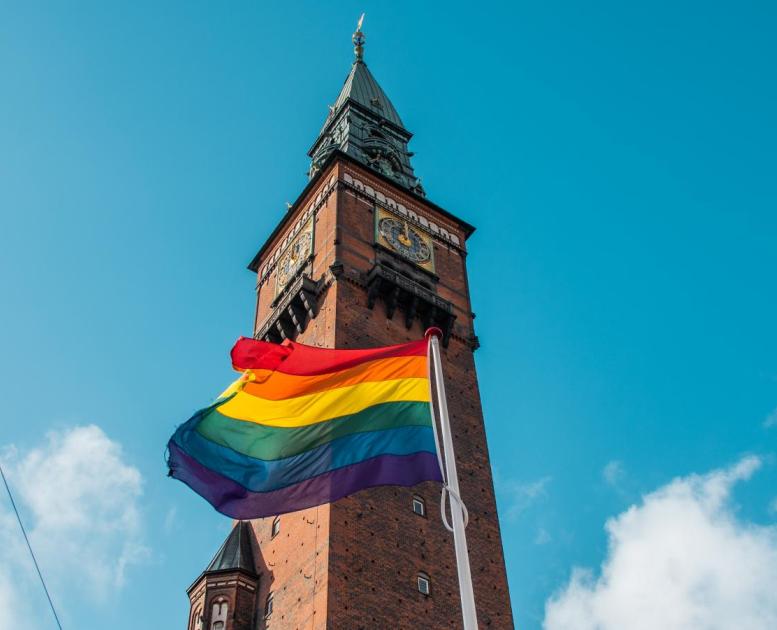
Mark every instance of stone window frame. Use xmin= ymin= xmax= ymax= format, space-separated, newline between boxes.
xmin=210 ymin=597 xmax=228 ymax=630
xmin=191 ymin=605 xmax=203 ymax=630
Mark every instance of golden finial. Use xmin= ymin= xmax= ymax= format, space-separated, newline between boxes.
xmin=353 ymin=13 xmax=365 ymax=61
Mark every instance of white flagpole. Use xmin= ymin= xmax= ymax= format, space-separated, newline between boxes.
xmin=427 ymin=328 xmax=479 ymax=630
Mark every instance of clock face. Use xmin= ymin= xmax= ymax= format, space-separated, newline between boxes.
xmin=275 ymin=219 xmax=314 ymax=297
xmin=377 ymin=216 xmax=432 ymax=265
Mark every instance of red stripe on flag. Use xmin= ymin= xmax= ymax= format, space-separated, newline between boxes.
xmin=230 ymin=337 xmax=428 ymax=376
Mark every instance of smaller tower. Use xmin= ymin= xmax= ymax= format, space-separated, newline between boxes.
xmin=187 ymin=521 xmax=260 ymax=630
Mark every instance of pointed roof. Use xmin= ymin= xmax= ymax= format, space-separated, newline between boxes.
xmin=308 ymin=19 xmax=424 ymax=196
xmin=205 ymin=521 xmax=256 ymax=575
xmin=326 ymin=60 xmax=404 ymax=130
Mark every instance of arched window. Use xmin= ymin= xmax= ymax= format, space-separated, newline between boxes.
xmin=210 ymin=599 xmax=228 ymax=630
xmin=271 ymin=516 xmax=281 ymax=538
xmin=417 ymin=572 xmax=431 ymax=596
xmin=412 ymin=495 xmax=426 ymax=517
xmin=191 ymin=606 xmax=203 ymax=630
xmin=264 ymin=591 xmax=274 ymax=618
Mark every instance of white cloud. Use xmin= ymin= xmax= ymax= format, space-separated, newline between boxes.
xmin=544 ymin=456 xmax=777 ymax=630
xmin=535 ymin=527 xmax=552 ymax=545
xmin=163 ymin=505 xmax=178 ymax=534
xmin=496 ymin=474 xmax=552 ymax=521
xmin=0 ymin=425 xmax=148 ymax=628
xmin=764 ymin=406 xmax=777 ymax=429
xmin=0 ymin=510 xmax=35 ymax=629
xmin=769 ymin=498 xmax=777 ymax=515
xmin=602 ymin=460 xmax=625 ymax=487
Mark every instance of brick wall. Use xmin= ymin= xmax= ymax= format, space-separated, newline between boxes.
xmin=242 ymin=158 xmax=513 ymax=628
xmin=187 ymin=571 xmax=259 ymax=630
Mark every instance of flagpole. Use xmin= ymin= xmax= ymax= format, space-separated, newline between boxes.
xmin=426 ymin=328 xmax=479 ymax=630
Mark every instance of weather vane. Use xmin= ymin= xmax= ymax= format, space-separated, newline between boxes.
xmin=353 ymin=13 xmax=365 ymax=61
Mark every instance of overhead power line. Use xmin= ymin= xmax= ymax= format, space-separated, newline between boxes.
xmin=0 ymin=464 xmax=63 ymax=629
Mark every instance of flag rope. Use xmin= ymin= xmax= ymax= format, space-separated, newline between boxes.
xmin=425 ymin=335 xmax=471 ymax=533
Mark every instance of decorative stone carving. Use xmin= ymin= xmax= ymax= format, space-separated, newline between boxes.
xmin=365 ymin=263 xmax=455 ymax=346
xmin=255 ymin=275 xmax=321 ymax=343
xmin=308 ymin=60 xmax=425 ymax=197
xmin=210 ymin=600 xmax=227 ymax=630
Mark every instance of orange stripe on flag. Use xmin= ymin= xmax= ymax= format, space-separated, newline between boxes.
xmin=242 ymin=355 xmax=428 ymax=401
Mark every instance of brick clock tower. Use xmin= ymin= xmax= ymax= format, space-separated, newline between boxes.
xmin=186 ymin=24 xmax=513 ymax=630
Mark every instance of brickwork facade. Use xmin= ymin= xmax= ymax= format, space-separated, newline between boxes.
xmin=187 ymin=570 xmax=260 ymax=630
xmin=223 ymin=156 xmax=514 ymax=629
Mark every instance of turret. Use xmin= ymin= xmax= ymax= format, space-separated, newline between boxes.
xmin=186 ymin=521 xmax=260 ymax=630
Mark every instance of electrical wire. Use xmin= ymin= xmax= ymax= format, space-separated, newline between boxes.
xmin=0 ymin=464 xmax=63 ymax=629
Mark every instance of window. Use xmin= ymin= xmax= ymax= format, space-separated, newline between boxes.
xmin=417 ymin=572 xmax=431 ymax=596
xmin=210 ymin=600 xmax=228 ymax=630
xmin=264 ymin=592 xmax=274 ymax=618
xmin=271 ymin=516 xmax=280 ymax=538
xmin=412 ymin=495 xmax=426 ymax=517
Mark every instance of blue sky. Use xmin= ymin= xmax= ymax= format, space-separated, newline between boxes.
xmin=1 ymin=2 xmax=776 ymax=628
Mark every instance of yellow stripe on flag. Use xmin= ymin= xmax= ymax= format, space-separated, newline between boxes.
xmin=217 ymin=377 xmax=430 ymax=427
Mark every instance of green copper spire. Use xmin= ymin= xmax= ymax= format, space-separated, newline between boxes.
xmin=308 ymin=17 xmax=424 ymax=196
xmin=205 ymin=521 xmax=256 ymax=575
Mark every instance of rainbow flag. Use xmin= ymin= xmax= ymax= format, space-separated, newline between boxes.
xmin=167 ymin=337 xmax=442 ymax=518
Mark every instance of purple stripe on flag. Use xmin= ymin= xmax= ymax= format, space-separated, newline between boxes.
xmin=168 ymin=442 xmax=442 ymax=519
